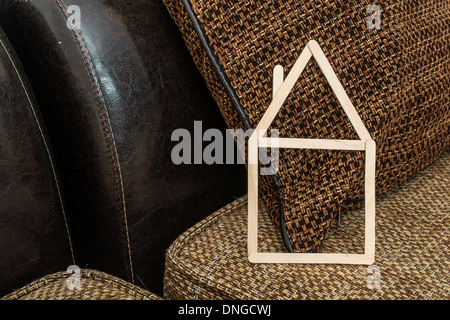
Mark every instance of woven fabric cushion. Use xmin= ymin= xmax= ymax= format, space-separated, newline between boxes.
xmin=163 ymin=0 xmax=450 ymax=252
xmin=2 ymin=269 xmax=161 ymax=300
xmin=164 ymin=150 xmax=449 ymax=300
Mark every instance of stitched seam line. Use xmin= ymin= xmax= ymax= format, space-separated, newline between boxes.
xmin=0 ymin=36 xmax=76 ymax=264
xmin=54 ymin=0 xmax=134 ymax=283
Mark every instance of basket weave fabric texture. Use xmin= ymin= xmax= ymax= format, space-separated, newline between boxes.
xmin=2 ymin=269 xmax=161 ymax=300
xmin=163 ymin=0 xmax=450 ymax=253
xmin=164 ymin=150 xmax=449 ymax=300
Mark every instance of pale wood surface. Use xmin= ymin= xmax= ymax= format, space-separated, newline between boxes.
xmin=364 ymin=139 xmax=376 ymax=259
xmin=249 ymin=253 xmax=375 ymax=264
xmin=247 ymin=135 xmax=259 ymax=256
xmin=272 ymin=64 xmax=284 ymax=99
xmin=259 ymin=137 xmax=366 ymax=150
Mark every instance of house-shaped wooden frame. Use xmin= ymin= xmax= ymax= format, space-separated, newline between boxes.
xmin=248 ymin=40 xmax=376 ymax=264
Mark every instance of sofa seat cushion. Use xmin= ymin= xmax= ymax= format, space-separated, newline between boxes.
xmin=164 ymin=150 xmax=449 ymax=300
xmin=2 ymin=269 xmax=161 ymax=300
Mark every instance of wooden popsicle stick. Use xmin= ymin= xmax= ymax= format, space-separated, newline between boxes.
xmin=273 ymin=65 xmax=284 ymax=99
xmin=249 ymin=253 xmax=375 ymax=264
xmin=247 ymin=134 xmax=259 ymax=256
xmin=259 ymin=137 xmax=366 ymax=150
xmin=364 ymin=139 xmax=376 ymax=260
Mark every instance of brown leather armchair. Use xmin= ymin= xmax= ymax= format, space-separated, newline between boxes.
xmin=0 ymin=0 xmax=246 ymax=298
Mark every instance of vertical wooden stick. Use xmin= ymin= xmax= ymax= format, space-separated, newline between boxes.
xmin=273 ymin=65 xmax=284 ymax=99
xmin=365 ymin=139 xmax=376 ymax=261
xmin=248 ymin=134 xmax=259 ymax=257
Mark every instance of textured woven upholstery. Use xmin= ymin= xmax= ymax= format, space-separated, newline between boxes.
xmin=164 ymin=151 xmax=449 ymax=300
xmin=2 ymin=269 xmax=161 ymax=300
xmin=163 ymin=0 xmax=450 ymax=253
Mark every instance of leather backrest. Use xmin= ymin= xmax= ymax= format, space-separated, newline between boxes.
xmin=0 ymin=27 xmax=75 ymax=297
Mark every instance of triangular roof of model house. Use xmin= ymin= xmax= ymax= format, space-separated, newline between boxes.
xmin=255 ymin=40 xmax=372 ymax=143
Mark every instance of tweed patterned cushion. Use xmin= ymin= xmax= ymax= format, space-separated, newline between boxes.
xmin=164 ymin=150 xmax=449 ymax=300
xmin=163 ymin=0 xmax=450 ymax=253
xmin=2 ymin=269 xmax=161 ymax=300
